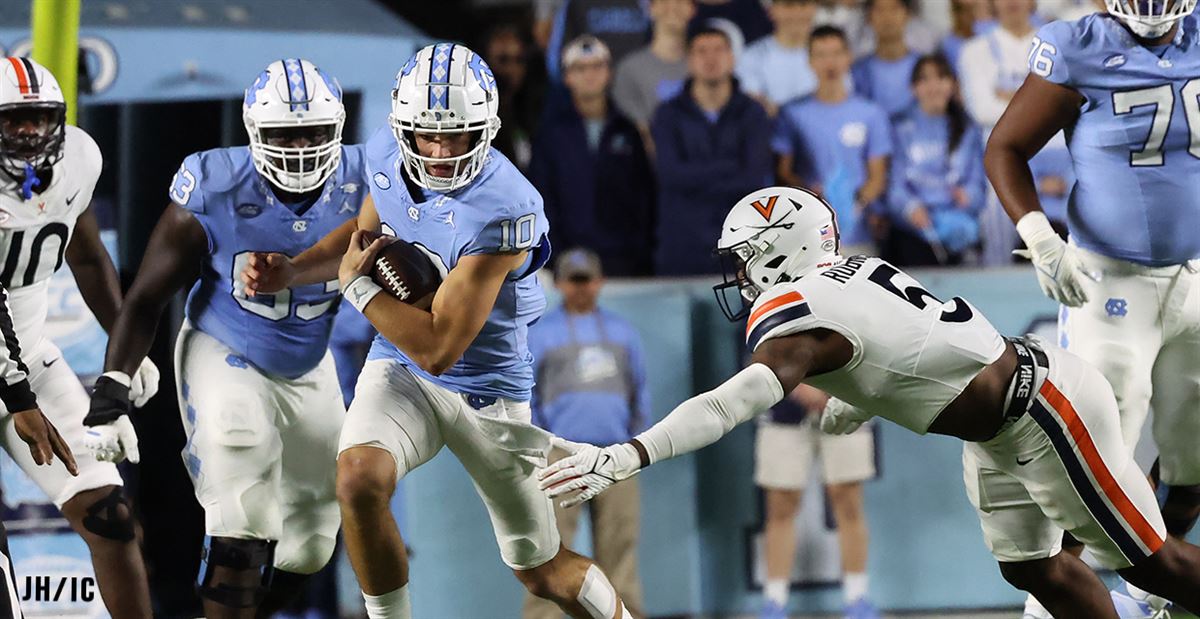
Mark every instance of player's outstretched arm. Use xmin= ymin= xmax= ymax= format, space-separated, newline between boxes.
xmin=539 ymin=332 xmax=834 ymax=507
xmin=340 ymin=228 xmax=525 ymax=375
xmin=243 ymin=195 xmax=380 ymax=295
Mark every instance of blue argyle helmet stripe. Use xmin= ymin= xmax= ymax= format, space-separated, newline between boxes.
xmin=282 ymin=58 xmax=310 ymax=112
xmin=427 ymin=43 xmax=455 ymax=111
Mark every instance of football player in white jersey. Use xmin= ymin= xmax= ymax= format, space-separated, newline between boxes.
xmin=540 ymin=186 xmax=1200 ymax=617
xmin=0 ymin=57 xmax=155 ymax=618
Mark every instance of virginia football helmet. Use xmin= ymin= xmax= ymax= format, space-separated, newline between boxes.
xmin=243 ymin=58 xmax=345 ymax=194
xmin=390 ymin=43 xmax=501 ymax=192
xmin=0 ymin=57 xmax=66 ymax=190
xmin=714 ymin=186 xmax=842 ymax=320
xmin=1105 ymin=0 xmax=1197 ymax=38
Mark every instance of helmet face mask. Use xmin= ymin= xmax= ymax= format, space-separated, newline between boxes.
xmin=243 ymin=59 xmax=346 ymax=195
xmin=390 ymin=43 xmax=501 ymax=192
xmin=714 ymin=241 xmax=762 ymax=321
xmin=1106 ymin=0 xmax=1197 ymax=38
xmin=0 ymin=102 xmax=65 ymax=177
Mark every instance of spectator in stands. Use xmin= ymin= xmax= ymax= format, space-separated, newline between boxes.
xmin=737 ymin=0 xmax=819 ymax=117
xmin=851 ymin=0 xmax=920 ymax=118
xmin=531 ymin=36 xmax=656 ymax=276
xmin=691 ymin=0 xmax=774 ymax=47
xmin=545 ymin=0 xmax=650 ymax=82
xmin=774 ymin=26 xmax=890 ymax=255
xmin=757 ymin=386 xmax=878 ymax=619
xmin=523 ymin=248 xmax=648 ymax=619
xmin=651 ymin=25 xmax=771 ymax=275
xmin=814 ymin=0 xmax=866 ymax=45
xmin=885 ymin=54 xmax=986 ymax=267
xmin=613 ymin=0 xmax=695 ymax=135
xmin=484 ymin=24 xmax=546 ymax=171
xmin=959 ymin=0 xmax=1043 ymax=265
xmin=940 ymin=0 xmax=985 ymax=69
xmin=852 ymin=0 xmax=941 ymax=57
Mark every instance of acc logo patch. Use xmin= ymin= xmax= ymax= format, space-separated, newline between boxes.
xmin=1105 ymin=298 xmax=1128 ymax=318
xmin=373 ymin=172 xmax=391 ymax=190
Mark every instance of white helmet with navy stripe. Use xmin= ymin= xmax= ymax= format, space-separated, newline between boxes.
xmin=714 ymin=186 xmax=841 ymax=321
xmin=390 ymin=43 xmax=501 ymax=192
xmin=1106 ymin=0 xmax=1197 ymax=38
xmin=0 ymin=57 xmax=66 ymax=183
xmin=243 ymin=58 xmax=346 ymax=194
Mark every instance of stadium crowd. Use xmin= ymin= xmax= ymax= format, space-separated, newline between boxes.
xmin=475 ymin=0 xmax=1097 ymax=276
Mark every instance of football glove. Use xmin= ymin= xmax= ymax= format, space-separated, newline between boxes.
xmin=84 ymin=372 xmax=139 ymax=464
xmin=1013 ymin=212 xmax=1097 ymax=308
xmin=537 ymin=437 xmax=641 ymax=509
xmin=130 ymin=357 xmax=160 ymax=408
xmin=818 ymin=397 xmax=873 ymax=435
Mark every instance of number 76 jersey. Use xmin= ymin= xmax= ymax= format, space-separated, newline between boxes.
xmin=745 ymin=255 xmax=1005 ymax=434
xmin=171 ymin=145 xmax=368 ymax=379
xmin=1029 ymin=13 xmax=1200 ymax=266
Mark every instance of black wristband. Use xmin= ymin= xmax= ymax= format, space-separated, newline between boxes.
xmin=0 ymin=379 xmax=37 ymax=413
xmin=85 ymin=375 xmax=131 ymax=427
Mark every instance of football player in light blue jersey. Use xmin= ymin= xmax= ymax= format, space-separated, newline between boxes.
xmin=987 ymin=1 xmax=1200 ymax=616
xmin=87 ymin=59 xmax=368 ymax=618
xmin=242 ymin=43 xmax=634 ymax=619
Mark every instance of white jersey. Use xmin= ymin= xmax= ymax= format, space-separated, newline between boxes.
xmin=745 ymin=255 xmax=1005 ymax=434
xmin=0 ymin=125 xmax=100 ymax=347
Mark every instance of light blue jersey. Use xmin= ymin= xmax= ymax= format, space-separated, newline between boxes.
xmin=171 ymin=146 xmax=369 ymax=378
xmin=851 ymin=52 xmax=920 ymax=117
xmin=363 ymin=127 xmax=550 ymax=401
xmin=1033 ymin=13 xmax=1200 ymax=265
xmin=735 ymin=37 xmax=817 ymax=106
xmin=772 ymin=95 xmax=893 ymax=246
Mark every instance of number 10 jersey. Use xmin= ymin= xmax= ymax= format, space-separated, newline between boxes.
xmin=745 ymin=255 xmax=1006 ymax=434
xmin=171 ymin=145 xmax=368 ymax=379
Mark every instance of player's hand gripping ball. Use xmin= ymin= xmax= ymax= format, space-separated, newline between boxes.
xmin=344 ymin=230 xmax=443 ymax=310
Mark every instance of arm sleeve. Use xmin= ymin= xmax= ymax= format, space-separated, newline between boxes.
xmin=634 ymin=363 xmax=784 ymax=465
xmin=0 ymin=286 xmax=36 ymax=412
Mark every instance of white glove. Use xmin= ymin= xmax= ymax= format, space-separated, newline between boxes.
xmin=129 ymin=357 xmax=160 ymax=408
xmin=84 ymin=415 xmax=139 ymax=464
xmin=537 ymin=437 xmax=641 ymax=508
xmin=818 ymin=397 xmax=873 ymax=435
xmin=1013 ymin=212 xmax=1097 ymax=308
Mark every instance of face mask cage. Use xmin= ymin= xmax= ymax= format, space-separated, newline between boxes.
xmin=713 ymin=242 xmax=761 ymax=322
xmin=1106 ymin=0 xmax=1196 ymax=37
xmin=0 ymin=102 xmax=66 ymax=181
xmin=248 ymin=118 xmax=344 ymax=194
xmin=390 ymin=112 xmax=495 ymax=192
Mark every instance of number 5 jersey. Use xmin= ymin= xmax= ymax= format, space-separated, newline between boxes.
xmin=171 ymin=145 xmax=368 ymax=379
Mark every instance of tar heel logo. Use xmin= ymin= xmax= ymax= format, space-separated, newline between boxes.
xmin=292 ymin=220 xmax=308 ymax=233
xmin=236 ymin=203 xmax=263 ymax=218
xmin=408 ymin=206 xmax=420 ymax=221
xmin=1104 ymin=54 xmax=1126 ymax=69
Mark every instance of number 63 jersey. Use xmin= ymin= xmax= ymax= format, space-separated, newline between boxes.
xmin=745 ymin=255 xmax=1006 ymax=434
xmin=171 ymin=145 xmax=368 ymax=379
xmin=0 ymin=125 xmax=100 ymax=347
xmin=1030 ymin=13 xmax=1200 ymax=266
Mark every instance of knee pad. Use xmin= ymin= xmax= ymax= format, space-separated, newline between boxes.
xmin=82 ymin=487 xmax=135 ymax=542
xmin=197 ymin=537 xmax=276 ymax=609
xmin=275 ymin=531 xmax=336 ymax=575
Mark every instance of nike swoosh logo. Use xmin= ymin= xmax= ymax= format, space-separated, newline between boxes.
xmin=65 ymin=191 xmax=80 ymax=206
xmin=1017 ymin=456 xmax=1034 ymax=466
xmin=42 ymin=358 xmax=58 ymax=368
xmin=597 ymin=453 xmax=612 ymax=471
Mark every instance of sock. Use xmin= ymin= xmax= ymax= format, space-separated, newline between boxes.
xmin=363 ymin=585 xmax=411 ymax=619
xmin=764 ymin=579 xmax=788 ymax=605
xmin=1022 ymin=594 xmax=1052 ymax=619
xmin=843 ymin=572 xmax=868 ymax=604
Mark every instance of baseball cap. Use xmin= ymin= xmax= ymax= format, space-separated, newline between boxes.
xmin=561 ymin=35 xmax=611 ymax=70
xmin=556 ymin=248 xmax=603 ymax=280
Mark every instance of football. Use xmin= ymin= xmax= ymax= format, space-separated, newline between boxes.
xmin=361 ymin=231 xmax=442 ymax=309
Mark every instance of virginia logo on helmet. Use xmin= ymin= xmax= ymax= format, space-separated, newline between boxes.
xmin=714 ymin=186 xmax=842 ymax=321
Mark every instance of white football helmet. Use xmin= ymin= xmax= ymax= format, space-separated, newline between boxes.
xmin=0 ymin=57 xmax=66 ymax=185
xmin=714 ymin=186 xmax=842 ymax=320
xmin=1106 ymin=0 xmax=1197 ymax=38
xmin=243 ymin=58 xmax=345 ymax=194
xmin=390 ymin=43 xmax=501 ymax=192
